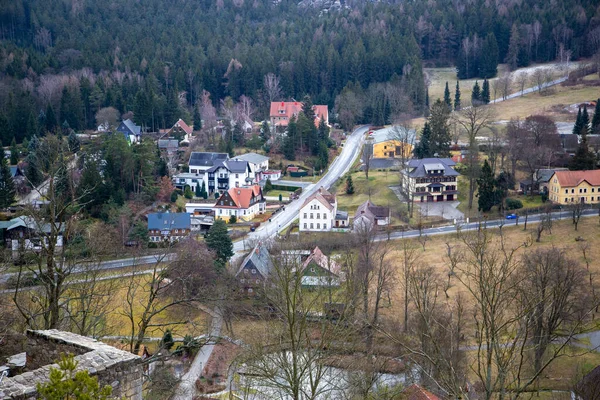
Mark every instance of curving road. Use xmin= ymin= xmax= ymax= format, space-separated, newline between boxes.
xmin=234 ymin=125 xmax=368 ymax=253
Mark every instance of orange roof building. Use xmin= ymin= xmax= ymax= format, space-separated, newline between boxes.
xmin=269 ymin=101 xmax=329 ymax=129
xmin=214 ymin=185 xmax=266 ymax=221
xmin=548 ymin=170 xmax=600 ymax=205
xmin=401 ymin=384 xmax=441 ymax=400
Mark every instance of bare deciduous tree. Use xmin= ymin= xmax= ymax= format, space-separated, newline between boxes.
xmin=95 ymin=107 xmax=120 ymax=130
xmin=263 ymin=72 xmax=283 ymax=104
xmin=515 ymin=72 xmax=529 ymax=96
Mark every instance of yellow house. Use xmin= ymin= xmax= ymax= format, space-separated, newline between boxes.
xmin=369 ymin=127 xmax=415 ymax=159
xmin=548 ymin=170 xmax=600 ymax=205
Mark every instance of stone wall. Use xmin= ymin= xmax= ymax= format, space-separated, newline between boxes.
xmin=0 ymin=330 xmax=143 ymax=400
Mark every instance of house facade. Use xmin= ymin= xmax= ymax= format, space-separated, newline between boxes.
xmin=299 ymin=246 xmax=342 ymax=287
xmin=116 ymin=119 xmax=142 ymax=144
xmin=0 ymin=216 xmax=64 ymax=251
xmin=353 ymin=200 xmax=390 ymax=230
xmin=207 ymin=159 xmax=253 ymax=194
xmin=269 ymin=102 xmax=329 ymax=131
xmin=548 ymin=170 xmax=600 ymax=205
xmin=214 ymin=185 xmax=266 ymax=221
xmin=167 ymin=118 xmax=193 ymax=142
xmin=369 ymin=127 xmax=415 ymax=159
xmin=188 ymin=152 xmax=229 ymax=174
xmin=236 ymin=243 xmax=273 ymax=295
xmin=147 ymin=212 xmax=191 ymax=242
xmin=299 ymin=187 xmax=339 ymax=232
xmin=401 ymin=158 xmax=460 ymax=202
xmin=236 ymin=152 xmax=270 ymax=183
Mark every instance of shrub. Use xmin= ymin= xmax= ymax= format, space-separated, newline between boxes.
xmin=506 ymin=198 xmax=523 ymax=210
xmin=229 ymin=215 xmax=237 ymax=224
xmin=264 ymin=178 xmax=273 ymax=193
xmin=184 ymin=186 xmax=193 ymax=199
xmin=278 ymin=194 xmax=283 ymax=202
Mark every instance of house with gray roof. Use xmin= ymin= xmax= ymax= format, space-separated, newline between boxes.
xmin=207 ymin=159 xmax=253 ymax=194
xmin=236 ymin=243 xmax=274 ymax=295
xmin=189 ymin=152 xmax=229 ymax=173
xmin=401 ymin=158 xmax=460 ymax=202
xmin=353 ymin=200 xmax=390 ymax=230
xmin=0 ymin=216 xmax=64 ymax=251
xmin=236 ymin=152 xmax=270 ymax=183
xmin=116 ymin=119 xmax=142 ymax=144
xmin=147 ymin=212 xmax=191 ymax=243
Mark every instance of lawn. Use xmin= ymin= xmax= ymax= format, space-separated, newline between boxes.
xmin=334 ymin=170 xmax=406 ymax=218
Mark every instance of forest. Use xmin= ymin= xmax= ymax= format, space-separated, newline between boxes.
xmin=0 ymin=0 xmax=598 ymax=142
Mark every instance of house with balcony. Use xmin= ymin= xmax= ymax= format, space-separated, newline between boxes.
xmin=188 ymin=152 xmax=229 ymax=174
xmin=207 ymin=159 xmax=253 ymax=194
xmin=236 ymin=152 xmax=270 ymax=183
xmin=214 ymin=185 xmax=266 ymax=221
xmin=401 ymin=158 xmax=460 ymax=202
xmin=171 ymin=172 xmax=207 ymax=194
xmin=548 ymin=170 xmax=600 ymax=205
xmin=147 ymin=212 xmax=191 ymax=243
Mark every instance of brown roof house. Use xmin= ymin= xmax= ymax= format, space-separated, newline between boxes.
xmin=214 ymin=185 xmax=266 ymax=222
xmin=167 ymin=118 xmax=193 ymax=143
xmin=299 ymin=187 xmax=348 ymax=232
xmin=401 ymin=384 xmax=441 ymax=400
xmin=297 ymin=246 xmax=342 ymax=287
xmin=353 ymin=200 xmax=390 ymax=230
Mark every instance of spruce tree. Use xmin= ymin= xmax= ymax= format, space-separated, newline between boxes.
xmin=10 ymin=138 xmax=18 ymax=165
xmin=45 ymin=104 xmax=57 ymax=133
xmin=68 ymin=131 xmax=80 ymax=153
xmin=205 ymin=219 xmax=233 ymax=271
xmin=193 ymin=107 xmax=202 ymax=131
xmin=264 ymin=178 xmax=273 ymax=193
xmin=345 ymin=174 xmax=355 ymax=195
xmin=444 ymin=82 xmax=452 ymax=110
xmin=195 ymin=182 xmax=202 ymax=198
xmin=454 ymin=81 xmax=461 ymax=111
xmin=414 ymin=122 xmax=432 ymax=159
xmin=476 ymin=160 xmax=496 ymax=212
xmin=569 ymin=132 xmax=596 ymax=170
xmin=480 ymin=33 xmax=499 ymax=78
xmin=283 ymin=116 xmax=297 ymax=160
xmin=573 ymin=107 xmax=583 ymax=135
xmin=471 ymin=81 xmax=481 ymax=106
xmin=428 ymin=99 xmax=452 ymax=157
xmin=0 ymin=141 xmax=16 ymax=208
xmin=481 ymin=79 xmax=490 ymax=104
xmin=592 ymin=99 xmax=600 ymax=134
xmin=424 ymin=87 xmax=430 ymax=117
xmin=580 ymin=105 xmax=590 ymax=136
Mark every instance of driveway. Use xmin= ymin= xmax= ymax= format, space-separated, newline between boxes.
xmin=416 ymin=201 xmax=464 ymax=221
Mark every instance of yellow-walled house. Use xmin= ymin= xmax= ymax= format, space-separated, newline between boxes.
xmin=548 ymin=170 xmax=600 ymax=205
xmin=368 ymin=127 xmax=415 ymax=159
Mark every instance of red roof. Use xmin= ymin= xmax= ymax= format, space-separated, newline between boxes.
xmin=269 ymin=102 xmax=329 ymax=127
xmin=172 ymin=118 xmax=193 ymax=135
xmin=402 ymin=384 xmax=441 ymax=400
xmin=553 ymin=170 xmax=600 ymax=187
xmin=215 ymin=185 xmax=263 ymax=209
xmin=301 ymin=246 xmax=341 ymax=276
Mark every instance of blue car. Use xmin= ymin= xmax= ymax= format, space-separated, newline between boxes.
xmin=506 ymin=213 xmax=518 ymax=219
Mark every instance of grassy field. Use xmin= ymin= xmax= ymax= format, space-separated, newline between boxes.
xmin=333 ymin=170 xmax=406 ymax=218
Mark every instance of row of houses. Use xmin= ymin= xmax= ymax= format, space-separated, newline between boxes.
xmin=172 ymin=152 xmax=281 ymax=196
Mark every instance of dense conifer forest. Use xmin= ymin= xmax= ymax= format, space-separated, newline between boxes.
xmin=0 ymin=0 xmax=598 ymax=142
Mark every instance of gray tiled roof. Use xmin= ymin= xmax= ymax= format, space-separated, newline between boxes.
xmin=237 ymin=243 xmax=273 ymax=278
xmin=236 ymin=152 xmax=269 ymax=165
xmin=117 ymin=119 xmax=141 ymax=136
xmin=147 ymin=213 xmax=191 ymax=230
xmin=189 ymin=152 xmax=228 ymax=167
xmin=207 ymin=159 xmax=249 ymax=173
xmin=407 ymin=158 xmax=459 ymax=178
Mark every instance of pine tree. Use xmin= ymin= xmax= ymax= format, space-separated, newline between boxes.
xmin=10 ymin=138 xmax=18 ymax=165
xmin=345 ymin=174 xmax=355 ymax=195
xmin=471 ymin=81 xmax=481 ymax=106
xmin=573 ymin=107 xmax=583 ymax=135
xmin=454 ymin=81 xmax=461 ymax=111
xmin=592 ymin=99 xmax=600 ymax=134
xmin=37 ymin=354 xmax=112 ymax=400
xmin=68 ymin=131 xmax=80 ymax=153
xmin=427 ymin=99 xmax=452 ymax=157
xmin=505 ymin=24 xmax=521 ymax=71
xmin=283 ymin=116 xmax=297 ymax=160
xmin=481 ymin=79 xmax=490 ymax=104
xmin=480 ymin=33 xmax=499 ymax=78
xmin=444 ymin=82 xmax=452 ymax=110
xmin=195 ymin=182 xmax=202 ymax=197
xmin=232 ymin=121 xmax=244 ymax=145
xmin=414 ymin=122 xmax=432 ymax=159
xmin=424 ymin=87 xmax=430 ymax=117
xmin=261 ymin=121 xmax=271 ymax=140
xmin=476 ymin=160 xmax=496 ymax=212
xmin=193 ymin=106 xmax=202 ymax=131
xmin=264 ymin=178 xmax=273 ymax=193
xmin=225 ymin=140 xmax=234 ymax=158
xmin=161 ymin=330 xmax=175 ymax=351
xmin=201 ymin=181 xmax=208 ymax=199
xmin=0 ymin=141 xmax=16 ymax=208
xmin=205 ymin=219 xmax=233 ymax=271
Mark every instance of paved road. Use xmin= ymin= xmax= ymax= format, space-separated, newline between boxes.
xmin=172 ymin=309 xmax=223 ymax=400
xmin=492 ymin=77 xmax=567 ymax=104
xmin=234 ymin=126 xmax=368 ymax=253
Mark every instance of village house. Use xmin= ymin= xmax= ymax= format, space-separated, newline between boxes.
xmin=167 ymin=118 xmax=193 ymax=142
xmin=158 ymin=138 xmax=179 ymax=153
xmin=269 ymin=101 xmax=329 ymax=132
xmin=297 ymin=246 xmax=342 ymax=287
xmin=147 ymin=212 xmax=191 ymax=243
xmin=0 ymin=216 xmax=64 ymax=251
xmin=353 ymin=200 xmax=390 ymax=230
xmin=299 ymin=187 xmax=348 ymax=232
xmin=116 ymin=119 xmax=142 ymax=144
xmin=207 ymin=159 xmax=253 ymax=194
xmin=401 ymin=158 xmax=460 ymax=202
xmin=188 ymin=152 xmax=229 ymax=174
xmin=236 ymin=242 xmax=273 ymax=295
xmin=236 ymin=152 xmax=271 ymax=183
xmin=213 ymin=185 xmax=266 ymax=221
xmin=368 ymin=126 xmax=415 ymax=159
xmin=548 ymin=169 xmax=600 ymax=205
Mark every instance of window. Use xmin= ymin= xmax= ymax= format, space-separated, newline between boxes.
xmin=572 ymin=189 xmax=575 ymax=194
xmin=323 ymin=213 xmax=327 ymax=219
xmin=252 ymin=269 xmax=257 ymax=274
xmin=565 ymin=189 xmax=568 ymax=194
xmin=248 ymin=288 xmax=253 ymax=293
xmin=310 ymin=213 xmax=313 ymax=219
xmin=316 ymin=213 xmax=320 ymax=219
xmin=256 ymin=279 xmax=260 ymax=284
xmin=236 ymin=174 xmax=239 ymax=178
xmin=304 ymin=223 xmax=307 ymax=228
xmin=303 ymin=213 xmax=307 ymax=218
xmin=317 ymin=223 xmax=320 ymax=229
xmin=323 ymin=223 xmax=327 ymax=229
xmin=310 ymin=223 xmax=314 ymax=229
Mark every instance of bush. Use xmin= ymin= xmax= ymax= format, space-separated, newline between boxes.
xmin=264 ymin=178 xmax=273 ymax=193
xmin=184 ymin=186 xmax=193 ymax=199
xmin=506 ymin=198 xmax=523 ymax=210
xmin=541 ymin=192 xmax=548 ymax=203
xmin=229 ymin=215 xmax=237 ymax=224
xmin=170 ymin=191 xmax=178 ymax=203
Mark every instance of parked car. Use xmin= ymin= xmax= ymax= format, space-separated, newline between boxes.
xmin=506 ymin=213 xmax=518 ymax=220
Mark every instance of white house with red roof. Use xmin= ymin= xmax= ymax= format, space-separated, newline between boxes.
xmin=269 ymin=101 xmax=329 ymax=131
xmin=299 ymin=187 xmax=348 ymax=232
xmin=214 ymin=185 xmax=266 ymax=221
